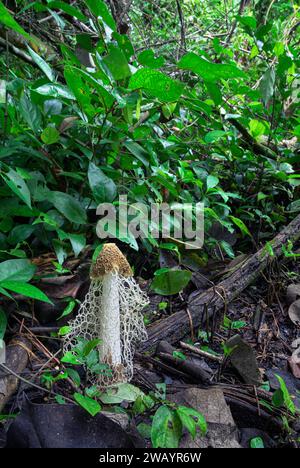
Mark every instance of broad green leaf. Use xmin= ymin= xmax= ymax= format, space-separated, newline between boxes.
xmin=206 ymin=175 xmax=219 ymax=190
xmin=273 ymin=42 xmax=284 ymax=57
xmin=47 ymin=191 xmax=87 ymax=224
xmin=84 ymin=0 xmax=116 ymax=30
xmin=129 ymin=68 xmax=184 ymax=102
xmin=151 ymin=269 xmax=192 ymax=296
xmin=27 ymin=47 xmax=55 ymax=81
xmin=88 ymin=162 xmax=117 ymax=203
xmin=204 ymin=130 xmax=226 ymax=143
xmin=151 ymin=406 xmax=182 ymax=448
xmin=0 ymin=308 xmax=7 ymax=339
xmin=61 ymin=351 xmax=81 ymax=364
xmin=137 ymin=50 xmax=165 ymax=69
xmin=103 ymin=45 xmax=131 ymax=80
xmin=260 ymin=68 xmax=275 ymax=106
xmin=8 ymin=224 xmax=35 ymax=245
xmin=47 ymin=1 xmax=87 ymax=21
xmin=176 ymin=406 xmax=207 ymax=439
xmin=178 ymin=52 xmax=246 ymax=82
xmin=65 ymin=368 xmax=81 ymax=387
xmin=249 ymin=119 xmax=267 ymax=140
xmin=0 ymin=281 xmax=52 ymax=304
xmin=19 ymin=94 xmax=42 ymax=133
xmin=237 ymin=15 xmax=257 ymax=30
xmin=0 ymin=259 xmax=35 ymax=282
xmin=41 ymin=127 xmax=60 ymax=145
xmin=64 ymin=67 xmax=95 ymax=118
xmin=205 ymin=81 xmax=222 ymax=105
xmin=35 ymin=84 xmax=75 ymax=100
xmin=73 ymin=392 xmax=101 ymax=417
xmin=0 ymin=1 xmax=33 ymax=42
xmin=100 ymin=383 xmax=144 ymax=404
xmin=73 ymin=68 xmax=114 ymax=109
xmin=2 ymin=168 xmax=31 ymax=208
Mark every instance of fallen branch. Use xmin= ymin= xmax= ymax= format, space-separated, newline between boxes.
xmin=140 ymin=213 xmax=300 ymax=351
xmin=179 ymin=341 xmax=223 ymax=363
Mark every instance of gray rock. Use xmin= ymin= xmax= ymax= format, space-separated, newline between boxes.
xmin=102 ymin=412 xmax=129 ymax=430
xmin=169 ymin=387 xmax=241 ymax=448
xmin=226 ymin=334 xmax=261 ymax=385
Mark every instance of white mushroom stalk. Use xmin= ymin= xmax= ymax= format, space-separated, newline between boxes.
xmin=64 ymin=243 xmax=149 ymax=387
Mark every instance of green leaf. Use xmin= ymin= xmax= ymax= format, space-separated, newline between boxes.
xmin=82 ymin=338 xmax=101 ymax=357
xmin=47 ymin=191 xmax=87 ymax=224
xmin=129 ymin=68 xmax=184 ymax=102
xmin=137 ymin=423 xmax=152 ymax=439
xmin=229 ymin=216 xmax=251 ymax=237
xmin=61 ymin=351 xmax=81 ymax=364
xmin=27 ymin=47 xmax=55 ymax=82
xmin=41 ymin=127 xmax=60 ymax=145
xmin=57 ymin=299 xmax=77 ymax=320
xmin=2 ymin=168 xmax=32 ymax=209
xmin=206 ymin=175 xmax=219 ymax=190
xmin=47 ymin=1 xmax=87 ymax=21
xmin=237 ymin=15 xmax=257 ymax=30
xmin=0 ymin=281 xmax=52 ymax=304
xmin=64 ymin=67 xmax=95 ymax=118
xmin=19 ymin=94 xmax=42 ymax=133
xmin=103 ymin=45 xmax=131 ymax=81
xmin=137 ymin=50 xmax=165 ymax=69
xmin=178 ymin=52 xmax=246 ymax=82
xmin=84 ymin=0 xmax=116 ymax=30
xmin=74 ymin=68 xmax=114 ymax=109
xmin=204 ymin=130 xmax=226 ymax=144
xmin=8 ymin=224 xmax=35 ymax=245
xmin=151 ymin=406 xmax=182 ymax=448
xmin=151 ymin=269 xmax=192 ymax=296
xmin=0 ymin=308 xmax=7 ymax=339
xmin=249 ymin=119 xmax=267 ymax=140
xmin=0 ymin=1 xmax=33 ymax=42
xmin=123 ymin=140 xmax=149 ymax=166
xmin=100 ymin=383 xmax=144 ymax=404
xmin=0 ymin=259 xmax=35 ymax=282
xmin=58 ymin=326 xmax=71 ymax=336
xmin=260 ymin=68 xmax=275 ymax=106
xmin=272 ymin=374 xmax=296 ymax=415
xmin=88 ymin=162 xmax=117 ymax=203
xmin=273 ymin=42 xmax=284 ymax=57
xmin=250 ymin=437 xmax=265 ymax=448
xmin=73 ymin=392 xmax=101 ymax=417
xmin=176 ymin=406 xmax=207 ymax=439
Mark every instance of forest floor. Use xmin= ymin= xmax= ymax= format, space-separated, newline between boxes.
xmin=1 ymin=241 xmax=300 ymax=448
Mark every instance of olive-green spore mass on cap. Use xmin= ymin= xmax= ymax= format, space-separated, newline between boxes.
xmin=90 ymin=243 xmax=133 ymax=279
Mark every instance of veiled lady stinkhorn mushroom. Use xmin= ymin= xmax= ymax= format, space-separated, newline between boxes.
xmin=64 ymin=243 xmax=149 ymax=387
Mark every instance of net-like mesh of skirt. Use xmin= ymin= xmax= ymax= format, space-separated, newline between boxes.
xmin=63 ymin=273 xmax=148 ymax=387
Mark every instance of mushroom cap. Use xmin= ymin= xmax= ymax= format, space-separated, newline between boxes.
xmin=90 ymin=243 xmax=132 ymax=279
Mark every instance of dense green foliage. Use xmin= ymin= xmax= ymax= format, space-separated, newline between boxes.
xmin=0 ymin=0 xmax=299 ymax=276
